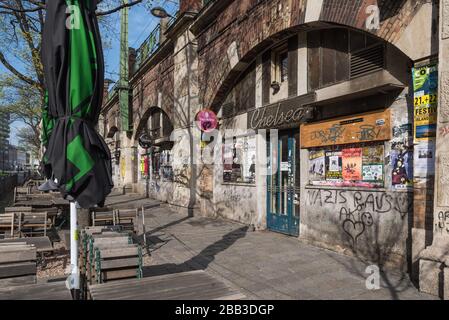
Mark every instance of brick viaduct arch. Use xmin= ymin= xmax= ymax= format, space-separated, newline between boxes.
xmin=196 ymin=0 xmax=434 ymax=113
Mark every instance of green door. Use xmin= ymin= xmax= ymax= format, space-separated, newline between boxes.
xmin=267 ymin=131 xmax=300 ymax=236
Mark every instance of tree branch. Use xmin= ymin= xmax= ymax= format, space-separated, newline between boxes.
xmin=0 ymin=51 xmax=39 ymax=87
xmin=0 ymin=0 xmax=147 ymax=16
xmin=96 ymin=0 xmax=144 ymax=16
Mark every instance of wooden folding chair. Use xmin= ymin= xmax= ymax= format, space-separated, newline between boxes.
xmin=0 ymin=213 xmax=15 ymax=239
xmin=20 ymin=212 xmax=50 ymax=237
xmin=13 ymin=187 xmax=31 ymax=203
xmin=91 ymin=208 xmax=115 ymax=227
xmin=114 ymin=208 xmax=139 ymax=232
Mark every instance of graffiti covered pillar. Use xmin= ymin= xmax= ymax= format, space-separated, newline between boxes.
xmin=419 ymin=0 xmax=449 ymax=300
xmin=171 ymin=10 xmax=202 ymax=216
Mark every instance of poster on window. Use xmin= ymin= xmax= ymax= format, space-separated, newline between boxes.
xmin=242 ymin=136 xmax=257 ymax=183
xmin=222 ymin=143 xmax=233 ymax=182
xmin=362 ymin=164 xmax=383 ymax=182
xmin=309 ymin=150 xmax=325 ymax=183
xmin=414 ymin=140 xmax=435 ymax=177
xmin=391 ymin=149 xmax=413 ymax=188
xmin=362 ymin=145 xmax=384 ymax=164
xmin=342 ymin=148 xmax=362 ymax=181
xmin=325 ymin=151 xmax=342 ymax=181
xmin=222 ymin=136 xmax=256 ymax=183
xmin=362 ymin=145 xmax=384 ymax=182
xmin=413 ymin=64 xmax=438 ymax=142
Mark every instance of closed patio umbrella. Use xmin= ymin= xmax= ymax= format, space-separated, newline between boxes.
xmin=38 ymin=91 xmax=57 ymax=190
xmin=41 ymin=0 xmax=113 ymax=293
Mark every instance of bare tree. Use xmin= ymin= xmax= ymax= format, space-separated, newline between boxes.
xmin=0 ymin=0 xmax=152 ymax=153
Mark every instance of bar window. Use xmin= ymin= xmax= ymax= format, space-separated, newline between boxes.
xmin=223 ymin=135 xmax=256 ymax=184
xmin=272 ymin=44 xmax=288 ymax=84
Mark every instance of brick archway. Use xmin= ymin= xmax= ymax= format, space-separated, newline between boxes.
xmin=196 ymin=0 xmax=432 ymax=113
xmin=134 ymin=106 xmax=174 ymax=142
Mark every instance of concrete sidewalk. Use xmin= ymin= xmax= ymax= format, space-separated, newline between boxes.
xmin=113 ymin=193 xmax=436 ymax=300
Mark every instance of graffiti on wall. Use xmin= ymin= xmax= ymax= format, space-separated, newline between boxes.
xmin=307 ymin=189 xmax=410 ymax=245
xmin=340 ymin=205 xmax=373 ymax=245
xmin=440 ymin=126 xmax=449 ymax=137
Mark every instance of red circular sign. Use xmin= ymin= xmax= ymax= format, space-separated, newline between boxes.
xmin=195 ymin=109 xmax=218 ymax=133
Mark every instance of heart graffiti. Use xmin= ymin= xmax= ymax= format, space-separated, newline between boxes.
xmin=342 ymin=219 xmax=366 ymax=245
xmin=339 ymin=207 xmax=374 ymax=245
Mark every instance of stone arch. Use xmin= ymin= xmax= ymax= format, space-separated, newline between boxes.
xmin=200 ymin=0 xmax=433 ymax=113
xmin=134 ymin=106 xmax=174 ymax=142
xmin=211 ymin=23 xmax=417 ymax=114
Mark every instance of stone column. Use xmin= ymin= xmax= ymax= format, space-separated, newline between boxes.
xmin=419 ymin=0 xmax=449 ymax=299
xmin=171 ymin=17 xmax=202 ymax=216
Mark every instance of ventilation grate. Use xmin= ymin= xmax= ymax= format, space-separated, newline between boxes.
xmin=221 ymin=103 xmax=235 ymax=118
xmin=350 ymin=44 xmax=385 ymax=79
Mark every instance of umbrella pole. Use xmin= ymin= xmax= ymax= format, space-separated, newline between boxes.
xmin=69 ymin=201 xmax=80 ymax=298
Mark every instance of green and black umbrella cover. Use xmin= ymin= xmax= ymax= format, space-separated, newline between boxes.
xmin=41 ymin=0 xmax=113 ymax=208
xmin=40 ymin=91 xmax=54 ymax=179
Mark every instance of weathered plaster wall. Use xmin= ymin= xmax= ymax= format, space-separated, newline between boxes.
xmin=299 ymin=90 xmax=414 ymax=269
xmin=302 ymin=188 xmax=411 ymax=269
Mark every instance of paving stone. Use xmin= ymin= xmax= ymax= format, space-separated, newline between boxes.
xmin=105 ymin=195 xmax=441 ymax=300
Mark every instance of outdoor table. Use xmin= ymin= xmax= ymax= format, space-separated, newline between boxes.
xmin=52 ymin=197 xmax=70 ymax=206
xmin=88 ymin=270 xmax=245 ymax=300
xmin=14 ymin=199 xmax=54 ymax=208
xmin=0 ymin=281 xmax=72 ymax=300
xmin=0 ymin=237 xmax=53 ymax=253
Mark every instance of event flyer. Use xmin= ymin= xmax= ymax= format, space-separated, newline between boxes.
xmin=325 ymin=151 xmax=342 ymax=181
xmin=309 ymin=150 xmax=326 ymax=181
xmin=342 ymin=148 xmax=362 ymax=181
xmin=413 ymin=64 xmax=438 ymax=141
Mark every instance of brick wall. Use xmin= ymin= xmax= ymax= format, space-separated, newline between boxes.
xmin=197 ymin=0 xmax=426 ymax=111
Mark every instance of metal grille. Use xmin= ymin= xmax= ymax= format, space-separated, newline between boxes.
xmin=221 ymin=103 xmax=234 ymax=118
xmin=350 ymin=44 xmax=385 ymax=79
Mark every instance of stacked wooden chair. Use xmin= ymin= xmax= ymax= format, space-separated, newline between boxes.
xmin=91 ymin=207 xmax=139 ymax=233
xmin=79 ymin=226 xmax=143 ymax=300
xmin=0 ymin=243 xmax=37 ymax=287
xmin=0 ymin=208 xmax=53 ymax=239
xmin=91 ymin=208 xmax=115 ymax=227
xmin=13 ymin=187 xmax=31 ymax=203
xmin=0 ymin=213 xmax=20 ymax=239
xmin=114 ymin=208 xmax=139 ymax=232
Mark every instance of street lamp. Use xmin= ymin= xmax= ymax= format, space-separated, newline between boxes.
xmin=150 ymin=6 xmax=172 ymax=18
xmin=150 ymin=6 xmax=172 ymax=44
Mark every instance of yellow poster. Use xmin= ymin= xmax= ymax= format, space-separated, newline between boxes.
xmin=413 ymin=64 xmax=438 ymax=141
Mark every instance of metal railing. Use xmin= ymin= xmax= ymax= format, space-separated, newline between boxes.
xmin=106 ymin=16 xmax=177 ymax=103
xmin=107 ymin=82 xmax=119 ymax=101
xmin=133 ymin=24 xmax=161 ymax=74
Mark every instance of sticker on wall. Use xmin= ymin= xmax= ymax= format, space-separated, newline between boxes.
xmin=413 ymin=64 xmax=438 ymax=142
xmin=342 ymin=148 xmax=362 ymax=181
xmin=280 ymin=162 xmax=289 ymax=172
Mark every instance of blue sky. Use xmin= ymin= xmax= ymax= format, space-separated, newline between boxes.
xmin=4 ymin=0 xmax=179 ymax=145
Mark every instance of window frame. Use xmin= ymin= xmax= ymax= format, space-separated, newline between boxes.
xmin=272 ymin=42 xmax=289 ymax=84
